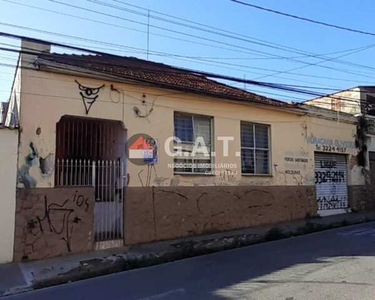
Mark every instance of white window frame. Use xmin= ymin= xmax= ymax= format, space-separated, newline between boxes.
xmin=241 ymin=122 xmax=271 ymax=175
xmin=173 ymin=112 xmax=214 ymax=174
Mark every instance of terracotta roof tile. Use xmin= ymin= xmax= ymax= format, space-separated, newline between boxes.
xmin=38 ymin=53 xmax=295 ymax=109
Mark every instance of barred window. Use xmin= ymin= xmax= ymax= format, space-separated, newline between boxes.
xmin=241 ymin=122 xmax=270 ymax=175
xmin=174 ymin=112 xmax=212 ymax=174
xmin=365 ymin=94 xmax=375 ymax=116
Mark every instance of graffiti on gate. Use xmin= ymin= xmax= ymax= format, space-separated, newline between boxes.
xmin=26 ymin=191 xmax=90 ymax=252
xmin=315 ymin=158 xmax=347 ymax=210
xmin=317 ymin=195 xmax=348 ymax=210
xmin=315 ymin=158 xmax=345 ymax=184
xmin=315 ymin=170 xmax=345 ymax=184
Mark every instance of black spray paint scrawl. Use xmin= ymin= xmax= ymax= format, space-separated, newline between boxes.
xmin=75 ymin=80 xmax=105 ymax=114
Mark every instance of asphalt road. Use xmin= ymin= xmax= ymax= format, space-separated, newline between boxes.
xmin=5 ymin=222 xmax=375 ymax=300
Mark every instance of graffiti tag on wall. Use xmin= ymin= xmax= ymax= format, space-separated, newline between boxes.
xmin=14 ymin=188 xmax=94 ymax=261
xmin=27 ymin=191 xmax=90 ymax=252
xmin=75 ymin=80 xmax=105 ymax=115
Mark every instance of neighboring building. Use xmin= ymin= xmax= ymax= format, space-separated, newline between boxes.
xmin=1 ymin=38 xmax=369 ymax=262
xmin=0 ymin=100 xmax=18 ymax=263
xmin=306 ymin=86 xmax=375 ymax=205
xmin=305 ymin=86 xmax=375 ymax=136
xmin=304 ymin=86 xmax=375 ymax=118
xmin=304 ymin=87 xmax=362 ymax=115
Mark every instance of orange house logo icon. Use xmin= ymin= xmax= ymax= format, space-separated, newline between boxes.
xmin=126 ymin=133 xmax=158 ymax=165
xmin=128 ymin=136 xmax=154 ymax=159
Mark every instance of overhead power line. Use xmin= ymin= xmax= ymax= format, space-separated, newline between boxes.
xmin=0 ymin=40 xmax=370 ymax=112
xmin=0 ymin=59 xmax=363 ymax=109
xmin=0 ymin=45 xmax=344 ymax=93
xmin=0 ymin=34 xmax=368 ymax=107
xmin=0 ymin=46 xmax=337 ymax=99
xmin=4 ymin=0 xmax=375 ymax=84
xmin=0 ymin=44 xmax=333 ymax=94
xmin=48 ymin=0 xmax=375 ymax=78
xmin=1 ymin=0 xmax=271 ymax=57
xmin=48 ymin=0 xmax=278 ymax=57
xmin=110 ymin=0 xmax=375 ymax=71
xmin=101 ymin=0 xmax=375 ymax=73
xmin=3 ymin=0 xmax=375 ymax=92
xmin=254 ymin=44 xmax=375 ymax=81
xmin=85 ymin=0 xmax=375 ymax=76
xmin=0 ymin=63 xmax=358 ymax=113
xmin=1 ymin=20 xmax=374 ymax=87
xmin=231 ymin=0 xmax=375 ymax=37
xmin=0 ymin=60 xmax=314 ymax=103
xmin=6 ymin=0 xmax=366 ymax=68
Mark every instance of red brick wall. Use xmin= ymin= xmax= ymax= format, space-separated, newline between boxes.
xmin=124 ymin=185 xmax=317 ymax=245
xmin=14 ymin=187 xmax=94 ymax=261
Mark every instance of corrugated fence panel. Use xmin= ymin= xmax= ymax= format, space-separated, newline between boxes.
xmin=315 ymin=153 xmax=348 ymax=210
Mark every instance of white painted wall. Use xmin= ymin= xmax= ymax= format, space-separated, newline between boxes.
xmin=0 ymin=128 xmax=18 ymax=263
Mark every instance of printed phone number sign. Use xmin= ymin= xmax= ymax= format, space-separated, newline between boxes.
xmin=307 ymin=136 xmax=355 ymax=153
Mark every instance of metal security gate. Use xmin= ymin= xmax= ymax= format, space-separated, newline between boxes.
xmin=56 ymin=158 xmax=125 ymax=242
xmin=93 ymin=160 xmax=125 ymax=242
xmin=55 ymin=116 xmax=127 ymax=244
xmin=314 ymin=153 xmax=348 ymax=212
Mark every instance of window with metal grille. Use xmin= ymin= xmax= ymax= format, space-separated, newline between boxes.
xmin=365 ymin=94 xmax=375 ymax=116
xmin=241 ymin=122 xmax=270 ymax=175
xmin=174 ymin=112 xmax=212 ymax=174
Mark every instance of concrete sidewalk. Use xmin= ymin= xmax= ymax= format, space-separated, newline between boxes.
xmin=1 ymin=211 xmax=375 ymax=297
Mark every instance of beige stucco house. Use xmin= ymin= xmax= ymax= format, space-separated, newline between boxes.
xmin=0 ymin=38 xmax=370 ymax=262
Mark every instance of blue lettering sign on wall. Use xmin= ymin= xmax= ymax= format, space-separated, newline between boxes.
xmin=306 ymin=136 xmax=355 ymax=149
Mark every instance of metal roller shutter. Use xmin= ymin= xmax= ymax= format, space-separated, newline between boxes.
xmin=314 ymin=153 xmax=348 ymax=211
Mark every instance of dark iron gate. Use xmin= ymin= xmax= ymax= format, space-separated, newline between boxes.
xmin=55 ymin=116 xmax=126 ymax=242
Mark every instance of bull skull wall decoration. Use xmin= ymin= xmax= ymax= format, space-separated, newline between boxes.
xmin=75 ymin=80 xmax=105 ymax=114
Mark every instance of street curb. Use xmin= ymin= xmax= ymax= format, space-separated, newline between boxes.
xmin=27 ymin=214 xmax=375 ymax=293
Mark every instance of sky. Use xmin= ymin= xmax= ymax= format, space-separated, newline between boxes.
xmin=1 ymin=0 xmax=375 ymax=103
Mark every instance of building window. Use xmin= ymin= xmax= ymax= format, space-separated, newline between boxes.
xmin=241 ymin=122 xmax=270 ymax=175
xmin=174 ymin=112 xmax=212 ymax=174
xmin=365 ymin=94 xmax=375 ymax=116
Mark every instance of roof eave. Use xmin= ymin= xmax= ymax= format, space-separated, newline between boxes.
xmin=36 ymin=59 xmax=306 ymax=115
